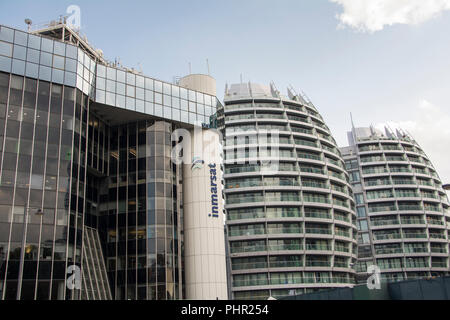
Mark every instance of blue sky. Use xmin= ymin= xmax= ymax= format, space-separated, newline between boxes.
xmin=1 ymin=0 xmax=450 ymax=184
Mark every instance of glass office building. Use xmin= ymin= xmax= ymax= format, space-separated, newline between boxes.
xmin=341 ymin=126 xmax=450 ymax=284
xmin=0 ymin=21 xmax=227 ymax=300
xmin=221 ymin=83 xmax=357 ymax=300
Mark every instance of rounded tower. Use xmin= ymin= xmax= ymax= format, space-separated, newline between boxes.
xmin=342 ymin=127 xmax=450 ymax=283
xmin=222 ymin=82 xmax=357 ymax=299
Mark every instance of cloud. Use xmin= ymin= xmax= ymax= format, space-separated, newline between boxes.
xmin=375 ymin=100 xmax=450 ymax=192
xmin=330 ymin=0 xmax=450 ymax=32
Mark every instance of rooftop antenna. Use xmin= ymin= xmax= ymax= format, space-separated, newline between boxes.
xmin=188 ymin=62 xmax=192 ymax=75
xmin=350 ymin=112 xmax=357 ymax=143
xmin=240 ymin=74 xmax=243 ymax=85
xmin=24 ymin=18 xmax=32 ymax=31
xmin=206 ymin=59 xmax=210 ymax=75
xmin=350 ymin=113 xmax=355 ymax=130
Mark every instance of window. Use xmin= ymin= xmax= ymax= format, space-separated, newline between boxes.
xmin=358 ymin=220 xmax=368 ymax=231
xmin=350 ymin=171 xmax=360 ymax=183
xmin=355 ymin=193 xmax=364 ymax=204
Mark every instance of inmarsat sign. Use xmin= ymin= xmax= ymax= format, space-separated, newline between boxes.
xmin=172 ymin=124 xmax=223 ymax=220
xmin=208 ymin=163 xmax=219 ymax=218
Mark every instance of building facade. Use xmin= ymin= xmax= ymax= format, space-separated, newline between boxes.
xmin=0 ymin=22 xmax=227 ymax=300
xmin=341 ymin=126 xmax=450 ymax=284
xmin=221 ymin=83 xmax=357 ymax=300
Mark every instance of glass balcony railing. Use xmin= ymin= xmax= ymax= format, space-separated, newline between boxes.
xmin=429 ymin=233 xmax=446 ymax=239
xmin=228 ymin=229 xmax=265 ymax=237
xmin=256 ymin=113 xmax=285 ymax=120
xmin=300 ymin=167 xmax=326 ymax=175
xmin=230 ymin=245 xmax=267 ymax=253
xmin=378 ymin=264 xmax=402 ymax=270
xmin=335 ymin=246 xmax=349 ymax=253
xmin=392 ymin=180 xmax=415 ymax=185
xmin=401 ymin=219 xmax=425 ymax=225
xmin=226 ymin=180 xmax=262 ymax=189
xmin=371 ymin=220 xmax=399 ymax=226
xmin=227 ymin=195 xmax=264 ymax=204
xmin=226 ymin=114 xmax=255 ymax=121
xmin=373 ymin=233 xmax=402 ymax=240
xmin=288 ymin=115 xmax=309 ymax=123
xmin=305 ymin=261 xmax=331 ymax=267
xmin=291 ymin=126 xmax=313 ymax=135
xmin=398 ymin=204 xmax=423 ymax=211
xmin=303 ymin=196 xmax=330 ymax=204
xmin=375 ymin=248 xmax=403 ymax=255
xmin=305 ymin=228 xmax=332 ymax=235
xmin=368 ymin=205 xmax=397 ymax=213
xmin=334 ymin=214 xmax=350 ymax=223
xmin=298 ymin=152 xmax=322 ymax=161
xmin=302 ymin=181 xmax=329 ymax=189
xmin=405 ymin=262 xmax=429 ymax=268
xmin=333 ymin=199 xmax=348 ymax=208
xmin=305 ymin=211 xmax=331 ymax=219
xmin=331 ymin=185 xmax=347 ymax=193
xmin=266 ymin=227 xmax=302 ymax=234
xmin=228 ymin=211 xmax=265 ymax=220
xmin=365 ymin=180 xmax=391 ymax=187
xmin=431 ymin=262 xmax=447 ymax=268
xmin=334 ymin=262 xmax=348 ymax=268
xmin=265 ymin=196 xmax=301 ymax=202
xmin=268 ymin=244 xmax=303 ymax=251
xmin=363 ymin=168 xmax=389 ymax=175
xmin=430 ymin=247 xmax=447 ymax=253
xmin=361 ymin=157 xmax=384 ymax=163
xmin=225 ymin=165 xmax=260 ymax=174
xmin=233 ymin=279 xmax=269 ymax=287
xmin=305 ymin=244 xmax=331 ymax=251
xmin=335 ymin=230 xmax=350 ymax=237
xmin=232 ymin=262 xmax=268 ymax=270
xmin=295 ymin=139 xmax=318 ymax=148
xmin=427 ymin=219 xmax=444 ymax=226
xmin=383 ymin=145 xmax=402 ymax=151
xmin=269 ymin=261 xmax=303 ymax=268
xmin=359 ymin=146 xmax=381 ymax=152
xmin=402 ymin=233 xmax=427 ymax=239
xmin=386 ymin=156 xmax=406 ymax=162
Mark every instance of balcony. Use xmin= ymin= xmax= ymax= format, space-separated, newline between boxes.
xmin=305 ymin=228 xmax=332 ymax=235
xmin=230 ymin=245 xmax=267 ymax=254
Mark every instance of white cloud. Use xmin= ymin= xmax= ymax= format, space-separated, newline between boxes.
xmin=330 ymin=0 xmax=450 ymax=32
xmin=375 ymin=99 xmax=450 ymax=190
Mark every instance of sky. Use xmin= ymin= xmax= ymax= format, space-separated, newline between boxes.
xmin=1 ymin=0 xmax=449 ymax=185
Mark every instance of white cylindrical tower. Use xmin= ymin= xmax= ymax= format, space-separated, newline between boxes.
xmin=179 ymin=74 xmax=217 ymax=97
xmin=183 ymin=127 xmax=228 ymax=300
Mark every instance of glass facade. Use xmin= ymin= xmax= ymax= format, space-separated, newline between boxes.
xmin=0 ymin=24 xmax=218 ymax=127
xmin=0 ymin=23 xmax=222 ymax=300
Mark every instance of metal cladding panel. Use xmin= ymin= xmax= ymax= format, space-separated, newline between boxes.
xmin=182 ymin=128 xmax=228 ymax=300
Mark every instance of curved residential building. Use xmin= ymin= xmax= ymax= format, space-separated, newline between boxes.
xmin=341 ymin=126 xmax=450 ymax=284
xmin=221 ymin=83 xmax=357 ymax=300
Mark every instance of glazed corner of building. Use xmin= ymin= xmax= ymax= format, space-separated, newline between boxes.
xmin=0 ymin=22 xmax=223 ymax=128
xmin=0 ymin=21 xmax=228 ymax=300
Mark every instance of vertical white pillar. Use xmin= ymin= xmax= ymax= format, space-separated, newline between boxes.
xmin=182 ymin=127 xmax=228 ymax=300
